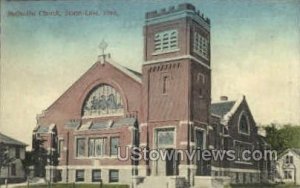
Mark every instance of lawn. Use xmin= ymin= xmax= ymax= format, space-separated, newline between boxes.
xmin=14 ymin=183 xmax=129 ymax=188
xmin=230 ymin=184 xmax=300 ymax=188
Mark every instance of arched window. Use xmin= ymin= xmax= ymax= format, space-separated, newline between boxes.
xmin=82 ymin=84 xmax=124 ymax=117
xmin=238 ymin=113 xmax=250 ymax=135
xmin=162 ymin=75 xmax=169 ymax=94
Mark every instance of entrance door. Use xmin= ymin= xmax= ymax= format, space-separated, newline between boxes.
xmin=155 ymin=128 xmax=176 ymax=176
xmin=165 ymin=149 xmax=177 ymax=176
xmin=196 ymin=129 xmax=204 ymax=175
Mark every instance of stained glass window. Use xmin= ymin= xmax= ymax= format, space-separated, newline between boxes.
xmin=58 ymin=139 xmax=64 ymax=157
xmin=88 ymin=138 xmax=106 ymax=157
xmin=83 ymin=84 xmax=124 ymax=117
xmin=239 ymin=114 xmax=249 ymax=134
xmin=76 ymin=138 xmax=85 ymax=157
xmin=110 ymin=137 xmax=119 ymax=156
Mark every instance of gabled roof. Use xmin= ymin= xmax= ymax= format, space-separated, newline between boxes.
xmin=210 ymin=96 xmax=245 ymax=125
xmin=291 ymin=148 xmax=300 ymax=156
xmin=0 ymin=132 xmax=27 ymax=146
xmin=257 ymin=135 xmax=270 ymax=146
xmin=211 ymin=101 xmax=236 ymax=117
xmin=279 ymin=148 xmax=300 ymax=158
xmin=39 ymin=57 xmax=142 ymax=117
xmin=125 ymin=67 xmax=142 ymax=79
xmin=34 ymin=123 xmax=56 ymax=133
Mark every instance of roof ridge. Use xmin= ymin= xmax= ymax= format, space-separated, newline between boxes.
xmin=106 ymin=58 xmax=142 ymax=83
xmin=211 ymin=100 xmax=236 ymax=104
xmin=221 ymin=95 xmax=245 ymax=125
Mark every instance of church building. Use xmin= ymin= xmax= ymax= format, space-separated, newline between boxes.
xmin=32 ymin=3 xmax=270 ymax=187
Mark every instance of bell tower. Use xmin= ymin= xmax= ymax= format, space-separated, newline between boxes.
xmin=140 ymin=3 xmax=211 ymax=177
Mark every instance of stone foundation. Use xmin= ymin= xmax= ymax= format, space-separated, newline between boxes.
xmin=46 ymin=165 xmax=133 ymax=185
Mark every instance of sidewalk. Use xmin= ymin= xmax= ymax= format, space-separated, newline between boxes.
xmin=0 ymin=178 xmax=46 ymax=188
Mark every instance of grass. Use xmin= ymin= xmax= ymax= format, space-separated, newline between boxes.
xmin=15 ymin=183 xmax=129 ymax=188
xmin=14 ymin=183 xmax=299 ymax=188
xmin=230 ymin=183 xmax=300 ymax=188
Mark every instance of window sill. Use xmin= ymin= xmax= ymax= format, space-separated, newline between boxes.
xmin=239 ymin=132 xmax=250 ymax=136
xmin=108 ymin=181 xmax=120 ymax=184
xmin=82 ymin=113 xmax=124 ymax=119
xmin=75 ymin=155 xmax=118 ymax=159
xmin=193 ymin=50 xmax=209 ymax=61
xmin=234 ymin=161 xmax=253 ymax=165
xmin=152 ymin=48 xmax=179 ymax=56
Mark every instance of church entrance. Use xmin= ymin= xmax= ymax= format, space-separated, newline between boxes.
xmin=155 ymin=148 xmax=179 ymax=176
xmin=154 ymin=127 xmax=178 ymax=176
xmin=195 ymin=129 xmax=208 ymax=176
xmin=165 ymin=148 xmax=179 ymax=176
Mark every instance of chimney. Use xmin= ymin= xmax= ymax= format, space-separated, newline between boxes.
xmin=220 ymin=96 xmax=228 ymax=101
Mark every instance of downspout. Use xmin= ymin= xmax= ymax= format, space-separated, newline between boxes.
xmin=66 ymin=131 xmax=69 ymax=183
xmin=292 ymin=163 xmax=296 ymax=185
xmin=187 ymin=29 xmax=191 ymax=187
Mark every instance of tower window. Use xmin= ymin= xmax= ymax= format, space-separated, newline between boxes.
xmin=154 ymin=30 xmax=178 ymax=52
xmin=193 ymin=32 xmax=209 ymax=59
xmin=199 ymin=88 xmax=203 ymax=97
xmin=197 ymin=73 xmax=206 ymax=84
xmin=162 ymin=75 xmax=169 ymax=94
xmin=197 ymin=73 xmax=205 ymax=97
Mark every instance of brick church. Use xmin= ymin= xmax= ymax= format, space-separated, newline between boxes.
xmin=32 ymin=3 xmax=271 ymax=187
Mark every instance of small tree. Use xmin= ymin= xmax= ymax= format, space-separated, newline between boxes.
xmin=21 ymin=151 xmax=33 ymax=178
xmin=31 ymin=137 xmax=48 ymax=177
xmin=0 ymin=144 xmax=15 ymax=184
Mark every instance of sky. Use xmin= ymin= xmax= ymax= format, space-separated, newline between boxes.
xmin=1 ymin=0 xmax=300 ymax=147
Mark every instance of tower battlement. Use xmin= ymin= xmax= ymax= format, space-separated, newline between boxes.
xmin=145 ymin=3 xmax=210 ymax=25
